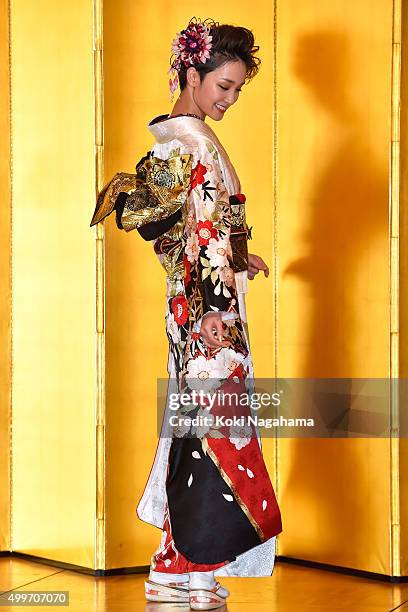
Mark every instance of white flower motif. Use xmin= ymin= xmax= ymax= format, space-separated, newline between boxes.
xmin=222 ymin=493 xmax=234 ymax=502
xmin=192 ymin=450 xmax=201 ymax=459
xmin=262 ymin=499 xmax=268 ymax=511
xmin=166 ymin=312 xmax=181 ymax=344
xmin=205 ymin=237 xmax=229 ymax=267
xmin=185 ymin=354 xmax=229 ymax=392
xmin=229 ymin=436 xmax=251 ymax=450
xmin=185 ymin=355 xmax=215 ymax=391
xmin=218 ymin=265 xmax=235 ymax=287
xmin=187 ymin=473 xmax=193 ymax=487
xmin=213 ymin=347 xmax=244 ymax=378
xmin=237 ymin=464 xmax=245 ymax=471
xmin=229 ymin=422 xmax=252 ymax=450
xmin=164 ymin=559 xmax=171 ymax=567
xmin=191 ymin=406 xmax=214 ymax=438
xmin=212 ymin=350 xmax=231 ymax=377
xmin=185 ymin=233 xmax=199 ymax=263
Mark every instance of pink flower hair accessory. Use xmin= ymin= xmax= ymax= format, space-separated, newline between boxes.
xmin=168 ymin=16 xmax=219 ymax=102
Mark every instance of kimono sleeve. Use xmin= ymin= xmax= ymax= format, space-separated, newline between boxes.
xmin=184 ymin=138 xmax=240 ymax=330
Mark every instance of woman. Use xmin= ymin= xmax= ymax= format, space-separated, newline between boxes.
xmin=91 ymin=16 xmax=282 ymax=611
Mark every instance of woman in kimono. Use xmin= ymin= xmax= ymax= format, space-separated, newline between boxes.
xmin=91 ymin=16 xmax=282 ymax=610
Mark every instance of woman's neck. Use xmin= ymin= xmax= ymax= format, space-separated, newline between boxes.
xmin=170 ymin=98 xmax=205 ymax=119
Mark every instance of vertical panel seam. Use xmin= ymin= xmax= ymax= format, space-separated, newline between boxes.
xmin=8 ymin=0 xmax=13 ymax=554
xmin=390 ymin=0 xmax=401 ymax=579
xmin=273 ymin=0 xmax=280 ymax=556
xmin=93 ymin=0 xmax=106 ymax=571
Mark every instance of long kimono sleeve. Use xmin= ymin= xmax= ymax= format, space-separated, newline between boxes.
xmin=183 ymin=138 xmax=241 ymax=333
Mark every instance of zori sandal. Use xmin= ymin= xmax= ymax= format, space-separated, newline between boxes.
xmin=189 ymin=581 xmax=230 ymax=610
xmin=144 ymin=579 xmax=190 ymax=603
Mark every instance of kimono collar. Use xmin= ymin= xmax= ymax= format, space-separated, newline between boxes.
xmin=147 ymin=114 xmax=241 ymax=194
xmin=147 ymin=113 xmax=219 ymax=144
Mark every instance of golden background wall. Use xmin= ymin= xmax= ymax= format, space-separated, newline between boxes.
xmin=1 ymin=0 xmax=406 ymax=577
xmin=7 ymin=0 xmax=97 ymax=566
xmin=102 ymin=0 xmax=396 ymax=575
xmin=276 ymin=0 xmax=393 ymax=574
xmin=0 ymin=0 xmax=11 ymax=553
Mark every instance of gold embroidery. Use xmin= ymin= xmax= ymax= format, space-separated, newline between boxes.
xmin=230 ymin=202 xmax=246 ymax=227
xmin=162 ymin=248 xmax=184 ymax=280
xmin=121 ymin=153 xmax=193 ymax=232
xmin=152 ymin=215 xmax=186 ymax=281
xmin=90 ymin=152 xmax=193 ymax=232
xmin=90 ymin=172 xmax=139 ymax=226
xmin=229 ymin=199 xmax=250 ymax=272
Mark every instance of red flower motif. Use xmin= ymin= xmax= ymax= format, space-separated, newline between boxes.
xmin=183 ymin=254 xmax=191 ymax=286
xmin=190 ymin=160 xmax=208 ymax=191
xmin=171 ymin=295 xmax=188 ymax=325
xmin=192 ymin=332 xmax=201 ymax=340
xmin=196 ymin=219 xmax=218 ymax=245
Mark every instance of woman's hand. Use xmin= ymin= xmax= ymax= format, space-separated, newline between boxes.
xmin=248 ymin=253 xmax=270 ymax=280
xmin=200 ymin=312 xmax=232 ymax=349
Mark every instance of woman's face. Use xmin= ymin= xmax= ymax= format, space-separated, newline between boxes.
xmin=186 ymin=59 xmax=247 ymax=120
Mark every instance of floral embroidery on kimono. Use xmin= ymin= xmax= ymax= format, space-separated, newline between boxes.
xmin=160 ymin=138 xmax=249 ymax=397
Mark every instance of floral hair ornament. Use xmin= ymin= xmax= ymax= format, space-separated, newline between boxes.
xmin=168 ymin=16 xmax=219 ymax=102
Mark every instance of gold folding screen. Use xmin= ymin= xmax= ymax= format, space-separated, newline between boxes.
xmin=0 ymin=0 xmax=11 ymax=554
xmin=399 ymin=0 xmax=408 ymax=576
xmin=4 ymin=0 xmax=97 ymax=567
xmin=1 ymin=0 xmax=407 ymax=578
xmin=277 ymin=0 xmax=393 ymax=574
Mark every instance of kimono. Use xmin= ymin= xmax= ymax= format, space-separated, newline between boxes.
xmin=90 ymin=113 xmax=282 ymax=576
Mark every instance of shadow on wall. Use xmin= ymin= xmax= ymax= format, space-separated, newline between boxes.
xmin=281 ymin=30 xmax=389 ymax=569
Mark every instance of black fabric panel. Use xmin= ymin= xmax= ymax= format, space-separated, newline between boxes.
xmin=137 ymin=208 xmax=182 ymax=241
xmin=115 ymin=192 xmax=128 ymax=229
xmin=116 ymin=191 xmax=182 ymax=240
xmin=166 ymin=437 xmax=262 ymax=564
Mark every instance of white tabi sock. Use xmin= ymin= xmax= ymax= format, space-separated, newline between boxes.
xmin=149 ymin=569 xmax=189 ymax=585
xmin=189 ymin=570 xmax=216 ymax=591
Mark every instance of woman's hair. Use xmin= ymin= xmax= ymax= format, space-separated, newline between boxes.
xmin=177 ymin=23 xmax=261 ymax=91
